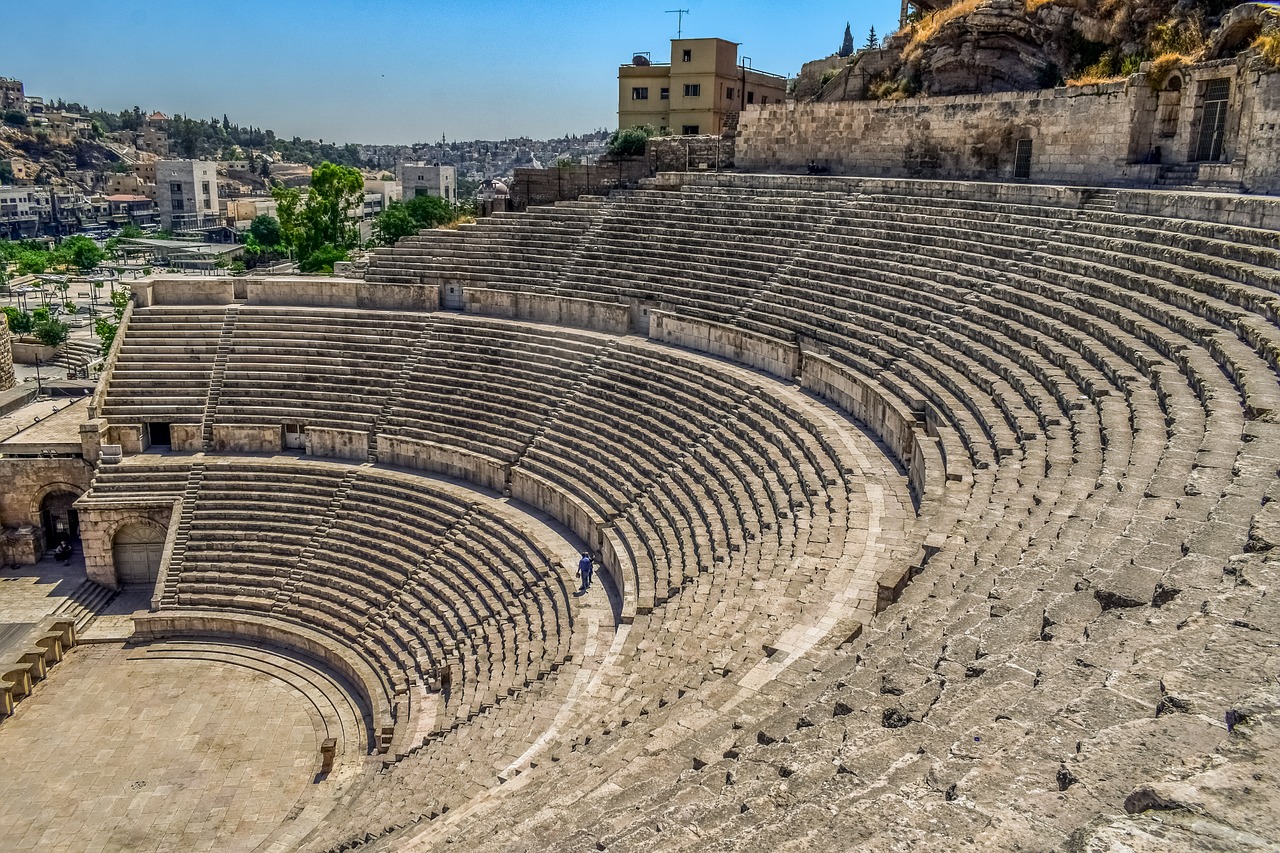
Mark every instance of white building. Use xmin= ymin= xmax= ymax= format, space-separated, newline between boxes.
xmin=155 ymin=160 xmax=220 ymax=230
xmin=397 ymin=162 xmax=456 ymax=203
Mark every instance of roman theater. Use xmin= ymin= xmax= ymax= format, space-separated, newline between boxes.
xmin=3 ymin=21 xmax=1280 ymax=853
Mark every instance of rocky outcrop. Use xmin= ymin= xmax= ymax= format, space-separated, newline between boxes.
xmin=813 ymin=0 xmax=1259 ymax=102
xmin=914 ymin=0 xmax=1060 ymax=95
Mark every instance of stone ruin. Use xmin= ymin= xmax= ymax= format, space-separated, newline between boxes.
xmin=0 ymin=164 xmax=1262 ymax=852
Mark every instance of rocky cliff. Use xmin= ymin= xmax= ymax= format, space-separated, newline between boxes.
xmin=815 ymin=0 xmax=1277 ymax=102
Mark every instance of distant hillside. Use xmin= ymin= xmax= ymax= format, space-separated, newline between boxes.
xmin=809 ymin=0 xmax=1278 ymax=101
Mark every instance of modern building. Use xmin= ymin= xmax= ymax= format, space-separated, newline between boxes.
xmin=618 ymin=38 xmax=788 ymax=135
xmin=397 ymin=163 xmax=456 ymax=203
xmin=155 ymin=160 xmax=220 ymax=231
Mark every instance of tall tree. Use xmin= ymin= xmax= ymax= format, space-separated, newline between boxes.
xmin=864 ymin=26 xmax=879 ymax=50
xmin=270 ymin=161 xmax=365 ymax=268
xmin=839 ymin=23 xmax=855 ymax=58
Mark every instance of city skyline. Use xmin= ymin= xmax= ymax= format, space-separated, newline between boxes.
xmin=5 ymin=0 xmax=902 ymax=145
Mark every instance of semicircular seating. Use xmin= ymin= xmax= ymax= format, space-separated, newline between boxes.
xmin=343 ymin=175 xmax=1280 ymax=853
xmin=88 ymin=172 xmax=1280 ymax=852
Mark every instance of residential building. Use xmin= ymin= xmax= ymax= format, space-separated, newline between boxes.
xmin=138 ymin=125 xmax=170 ymax=156
xmin=155 ymin=160 xmax=220 ymax=230
xmin=105 ymin=172 xmax=149 ymax=196
xmin=618 ymin=38 xmax=788 ymax=135
xmin=0 ymin=186 xmax=47 ymax=239
xmin=0 ymin=77 xmax=24 ymax=112
xmin=23 ymin=96 xmax=43 ymax=118
xmin=364 ymin=178 xmax=402 ymax=208
xmin=224 ymin=197 xmax=277 ymax=230
xmin=102 ymin=194 xmax=158 ymax=228
xmin=397 ymin=162 xmax=456 ymax=203
xmin=46 ymin=111 xmax=94 ymax=141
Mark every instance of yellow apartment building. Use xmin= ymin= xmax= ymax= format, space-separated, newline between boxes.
xmin=618 ymin=38 xmax=788 ymax=135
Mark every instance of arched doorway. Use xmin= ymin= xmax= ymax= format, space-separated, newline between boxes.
xmin=40 ymin=490 xmax=82 ymax=550
xmin=113 ymin=521 xmax=167 ymax=586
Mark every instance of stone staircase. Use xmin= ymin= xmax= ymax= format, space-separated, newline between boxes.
xmin=200 ymin=306 xmax=239 ymax=451
xmin=50 ymin=338 xmax=102 ymax=372
xmin=158 ymin=463 xmax=204 ymax=607
xmin=50 ymin=579 xmax=119 ymax=634
xmin=1078 ymin=188 xmax=1118 ymax=212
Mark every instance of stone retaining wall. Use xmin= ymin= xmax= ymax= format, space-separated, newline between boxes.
xmin=738 ymin=61 xmax=1280 ymax=194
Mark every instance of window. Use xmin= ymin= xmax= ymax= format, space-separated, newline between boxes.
xmin=203 ymin=198 xmax=211 ymax=209
xmin=172 ymin=197 xmax=184 ymax=211
xmin=726 ymin=87 xmax=735 ymax=100
xmin=684 ymin=84 xmax=700 ymax=97
xmin=201 ymin=181 xmax=210 ymax=194
xmin=632 ymin=87 xmax=649 ymax=101
xmin=682 ymin=125 xmax=700 ymax=135
xmin=760 ymin=96 xmax=768 ymax=106
xmin=169 ymin=182 xmax=182 ymax=193
xmin=682 ymin=49 xmax=692 ymax=62
xmin=1014 ymin=139 xmax=1033 ymax=179
xmin=747 ymin=91 xmax=755 ymax=104
xmin=660 ymin=87 xmax=670 ymax=100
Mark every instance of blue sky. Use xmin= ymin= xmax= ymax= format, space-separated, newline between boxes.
xmin=5 ymin=1 xmax=901 ymax=144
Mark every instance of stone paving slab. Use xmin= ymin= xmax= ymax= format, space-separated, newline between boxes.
xmin=0 ymin=557 xmax=87 ymax=623
xmin=0 ymin=643 xmax=336 ymax=853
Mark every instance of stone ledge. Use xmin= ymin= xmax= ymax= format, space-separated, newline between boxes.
xmin=131 ymin=609 xmax=395 ymax=753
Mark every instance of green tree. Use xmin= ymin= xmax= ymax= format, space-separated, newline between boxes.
xmin=607 ymin=125 xmax=656 ymax=157
xmin=16 ymin=248 xmax=49 ymax=275
xmin=270 ymin=162 xmax=365 ymax=267
xmin=94 ymin=289 xmax=130 ymax=357
xmin=372 ymin=201 xmax=421 ymax=245
xmin=303 ymin=162 xmax=365 ymax=252
xmin=57 ymin=235 xmax=104 ymax=271
xmin=270 ymin=184 xmax=303 ymax=251
xmin=2 ymin=306 xmax=33 ymax=334
xmin=405 ymin=194 xmax=453 ymax=228
xmin=864 ymin=26 xmax=878 ymax=50
xmin=2 ymin=110 xmax=27 ymax=127
xmin=33 ymin=317 xmax=70 ymax=347
xmin=248 ymin=214 xmax=282 ymax=248
xmin=839 ymin=23 xmax=855 ymax=58
xmin=299 ymin=244 xmax=347 ymax=274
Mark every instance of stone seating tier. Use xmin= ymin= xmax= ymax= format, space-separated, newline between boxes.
xmin=82 ymin=174 xmax=1280 ymax=853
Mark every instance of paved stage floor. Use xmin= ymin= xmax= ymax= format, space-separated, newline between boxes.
xmin=0 ymin=643 xmax=341 ymax=852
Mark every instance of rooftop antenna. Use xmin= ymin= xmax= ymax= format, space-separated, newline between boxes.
xmin=667 ymin=8 xmax=690 ymax=39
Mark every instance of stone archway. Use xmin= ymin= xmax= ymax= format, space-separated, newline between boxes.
xmin=37 ymin=487 xmax=83 ymax=550
xmin=112 ymin=520 xmax=167 ymax=586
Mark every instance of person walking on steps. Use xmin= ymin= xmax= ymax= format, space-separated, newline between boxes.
xmin=577 ymin=551 xmax=594 ymax=594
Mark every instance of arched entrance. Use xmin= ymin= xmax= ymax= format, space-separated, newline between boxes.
xmin=113 ymin=521 xmax=167 ymax=586
xmin=40 ymin=490 xmax=82 ymax=550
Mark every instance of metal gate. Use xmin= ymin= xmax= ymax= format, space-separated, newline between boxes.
xmin=1194 ymin=79 xmax=1230 ymax=162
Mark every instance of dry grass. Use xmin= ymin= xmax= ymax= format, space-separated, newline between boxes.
xmin=1024 ymin=0 xmax=1055 ymax=12
xmin=905 ymin=0 xmax=983 ymax=58
xmin=1065 ymin=72 xmax=1126 ymax=86
xmin=1147 ymin=52 xmax=1188 ymax=89
xmin=1257 ymin=33 xmax=1280 ymax=67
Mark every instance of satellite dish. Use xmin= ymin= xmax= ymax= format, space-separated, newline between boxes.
xmin=633 ymin=55 xmax=651 ymax=66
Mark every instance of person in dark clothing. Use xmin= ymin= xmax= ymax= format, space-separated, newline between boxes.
xmin=577 ymin=551 xmax=594 ymax=593
xmin=53 ymin=541 xmax=72 ymax=563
